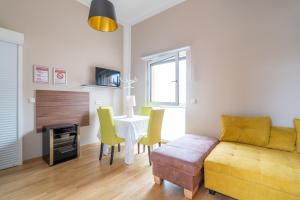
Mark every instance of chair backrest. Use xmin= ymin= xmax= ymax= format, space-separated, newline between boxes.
xmin=140 ymin=106 xmax=152 ymax=116
xmin=147 ymin=109 xmax=165 ymax=144
xmin=97 ymin=106 xmax=115 ymax=144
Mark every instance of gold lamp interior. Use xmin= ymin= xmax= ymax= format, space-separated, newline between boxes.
xmin=88 ymin=16 xmax=118 ymax=32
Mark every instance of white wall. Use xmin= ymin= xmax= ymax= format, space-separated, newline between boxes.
xmin=0 ymin=0 xmax=123 ymax=160
xmin=132 ymin=0 xmax=300 ymax=138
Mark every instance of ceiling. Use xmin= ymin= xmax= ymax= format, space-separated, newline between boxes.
xmin=78 ymin=0 xmax=186 ymax=25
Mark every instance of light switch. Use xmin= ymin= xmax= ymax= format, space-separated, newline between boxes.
xmin=95 ymin=100 xmax=103 ymax=105
xmin=28 ymin=97 xmax=36 ymax=104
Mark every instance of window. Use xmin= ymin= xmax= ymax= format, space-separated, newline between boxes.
xmin=148 ymin=51 xmax=187 ymax=106
xmin=145 ymin=47 xmax=189 ymax=141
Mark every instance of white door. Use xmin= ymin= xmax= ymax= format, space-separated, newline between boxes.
xmin=0 ymin=40 xmax=19 ymax=170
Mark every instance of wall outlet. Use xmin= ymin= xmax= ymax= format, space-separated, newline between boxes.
xmin=190 ymin=98 xmax=198 ymax=104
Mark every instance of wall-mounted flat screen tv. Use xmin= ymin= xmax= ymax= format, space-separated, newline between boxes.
xmin=96 ymin=67 xmax=120 ymax=87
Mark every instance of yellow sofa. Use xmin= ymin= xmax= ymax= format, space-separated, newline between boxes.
xmin=204 ymin=116 xmax=300 ymax=200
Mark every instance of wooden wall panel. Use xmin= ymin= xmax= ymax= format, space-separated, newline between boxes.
xmin=36 ymin=90 xmax=89 ymax=132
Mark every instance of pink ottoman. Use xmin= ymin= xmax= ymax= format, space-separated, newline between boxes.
xmin=151 ymin=134 xmax=218 ymax=199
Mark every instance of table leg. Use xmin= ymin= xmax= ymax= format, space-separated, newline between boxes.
xmin=124 ymin=137 xmax=134 ymax=165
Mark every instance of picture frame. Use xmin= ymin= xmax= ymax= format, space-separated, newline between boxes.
xmin=53 ymin=68 xmax=67 ymax=85
xmin=33 ymin=65 xmax=50 ymax=84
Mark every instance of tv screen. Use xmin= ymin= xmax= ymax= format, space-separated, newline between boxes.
xmin=96 ymin=67 xmax=120 ymax=87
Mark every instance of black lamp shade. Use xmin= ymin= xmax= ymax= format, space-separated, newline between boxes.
xmin=88 ymin=0 xmax=118 ymax=32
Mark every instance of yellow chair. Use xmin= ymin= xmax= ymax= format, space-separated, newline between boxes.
xmin=138 ymin=106 xmax=153 ymax=153
xmin=139 ymin=106 xmax=152 ymax=116
xmin=139 ymin=109 xmax=165 ymax=165
xmin=97 ymin=107 xmax=125 ymax=165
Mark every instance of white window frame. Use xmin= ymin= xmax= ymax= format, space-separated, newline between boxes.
xmin=147 ymin=53 xmax=178 ymax=106
xmin=144 ymin=47 xmax=189 ymax=106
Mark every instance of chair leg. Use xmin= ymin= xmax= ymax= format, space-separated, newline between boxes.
xmin=143 ymin=144 xmax=145 ymax=153
xmin=148 ymin=145 xmax=151 ymax=166
xmin=118 ymin=144 xmax=121 ymax=152
xmin=138 ymin=143 xmax=140 ymax=154
xmin=110 ymin=145 xmax=115 ymax=165
xmin=99 ymin=143 xmax=104 ymax=160
xmin=158 ymin=142 xmax=161 ymax=147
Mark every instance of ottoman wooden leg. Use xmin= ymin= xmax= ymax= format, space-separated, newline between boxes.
xmin=184 ymin=185 xmax=199 ymax=199
xmin=154 ymin=176 xmax=162 ymax=185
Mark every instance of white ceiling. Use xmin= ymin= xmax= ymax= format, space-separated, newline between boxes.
xmin=78 ymin=0 xmax=186 ymax=25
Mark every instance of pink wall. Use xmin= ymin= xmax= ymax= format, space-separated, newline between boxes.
xmin=132 ymin=0 xmax=300 ymax=137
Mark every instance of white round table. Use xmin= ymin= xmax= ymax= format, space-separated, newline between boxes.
xmin=98 ymin=115 xmax=149 ymax=165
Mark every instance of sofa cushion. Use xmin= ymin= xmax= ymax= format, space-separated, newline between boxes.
xmin=294 ymin=119 xmax=300 ymax=153
xmin=267 ymin=126 xmax=296 ymax=152
xmin=205 ymin=142 xmax=300 ymax=197
xmin=220 ymin=115 xmax=271 ymax=147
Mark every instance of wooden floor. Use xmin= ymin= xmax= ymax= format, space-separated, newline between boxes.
xmin=0 ymin=144 xmax=232 ymax=200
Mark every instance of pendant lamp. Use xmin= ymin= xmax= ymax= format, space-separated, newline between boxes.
xmin=88 ymin=0 xmax=118 ymax=32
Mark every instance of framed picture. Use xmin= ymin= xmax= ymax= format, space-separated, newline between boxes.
xmin=33 ymin=65 xmax=49 ymax=84
xmin=54 ymin=68 xmax=67 ymax=85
